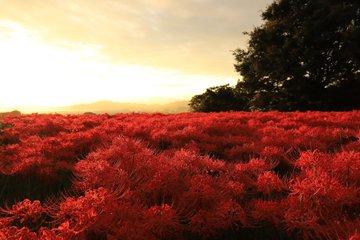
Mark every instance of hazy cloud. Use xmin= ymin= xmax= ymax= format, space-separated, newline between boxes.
xmin=0 ymin=0 xmax=272 ymax=76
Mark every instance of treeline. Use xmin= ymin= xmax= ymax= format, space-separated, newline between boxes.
xmin=190 ymin=0 xmax=360 ymax=112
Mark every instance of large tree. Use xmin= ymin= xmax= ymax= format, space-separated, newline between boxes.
xmin=189 ymin=85 xmax=246 ymax=112
xmin=234 ymin=0 xmax=360 ymax=111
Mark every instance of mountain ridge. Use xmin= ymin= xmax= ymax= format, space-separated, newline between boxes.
xmin=64 ymin=100 xmax=190 ymax=114
xmin=1 ymin=100 xmax=190 ymax=114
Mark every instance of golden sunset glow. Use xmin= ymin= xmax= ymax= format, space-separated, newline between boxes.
xmin=0 ymin=0 xmax=271 ymax=111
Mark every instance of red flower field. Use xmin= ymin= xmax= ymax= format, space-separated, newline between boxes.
xmin=0 ymin=111 xmax=359 ymax=239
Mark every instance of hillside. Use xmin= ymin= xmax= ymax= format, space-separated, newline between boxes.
xmin=0 ymin=100 xmax=190 ymax=114
xmin=62 ymin=100 xmax=190 ymax=114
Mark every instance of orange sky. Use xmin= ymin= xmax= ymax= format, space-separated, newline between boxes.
xmin=0 ymin=0 xmax=272 ymax=110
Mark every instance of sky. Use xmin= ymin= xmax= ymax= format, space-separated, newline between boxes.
xmin=0 ymin=0 xmax=272 ymax=109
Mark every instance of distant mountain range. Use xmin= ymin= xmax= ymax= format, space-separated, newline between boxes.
xmin=61 ymin=100 xmax=190 ymax=114
xmin=0 ymin=100 xmax=190 ymax=114
xmin=1 ymin=100 xmax=190 ymax=114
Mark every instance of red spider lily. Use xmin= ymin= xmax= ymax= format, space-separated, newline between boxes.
xmin=145 ymin=204 xmax=184 ymax=239
xmin=190 ymin=200 xmax=247 ymax=238
xmin=0 ymin=226 xmax=38 ymax=240
xmin=257 ymin=171 xmax=285 ymax=195
xmin=250 ymin=199 xmax=284 ymax=226
xmin=0 ymin=111 xmax=359 ymax=239
xmin=350 ymin=234 xmax=360 ymax=240
xmin=0 ymin=199 xmax=44 ymax=228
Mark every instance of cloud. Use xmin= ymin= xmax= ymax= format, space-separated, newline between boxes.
xmin=0 ymin=0 xmax=272 ymax=76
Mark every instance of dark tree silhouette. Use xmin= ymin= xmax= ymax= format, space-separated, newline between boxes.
xmin=189 ymin=84 xmax=246 ymax=112
xmin=191 ymin=0 xmax=360 ymax=112
xmin=234 ymin=0 xmax=360 ymax=111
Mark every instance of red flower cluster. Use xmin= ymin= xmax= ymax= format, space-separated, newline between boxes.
xmin=0 ymin=111 xmax=359 ymax=239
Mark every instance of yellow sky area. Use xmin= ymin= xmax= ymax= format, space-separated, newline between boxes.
xmin=0 ymin=21 xmax=237 ymax=110
xmin=0 ymin=0 xmax=272 ymax=110
xmin=0 ymin=0 xmax=270 ymax=76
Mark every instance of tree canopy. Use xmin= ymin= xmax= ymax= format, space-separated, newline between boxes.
xmin=190 ymin=0 xmax=360 ymax=112
xmin=189 ymin=85 xmax=246 ymax=112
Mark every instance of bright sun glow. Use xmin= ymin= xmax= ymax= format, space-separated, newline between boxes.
xmin=0 ymin=21 xmax=237 ymax=111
